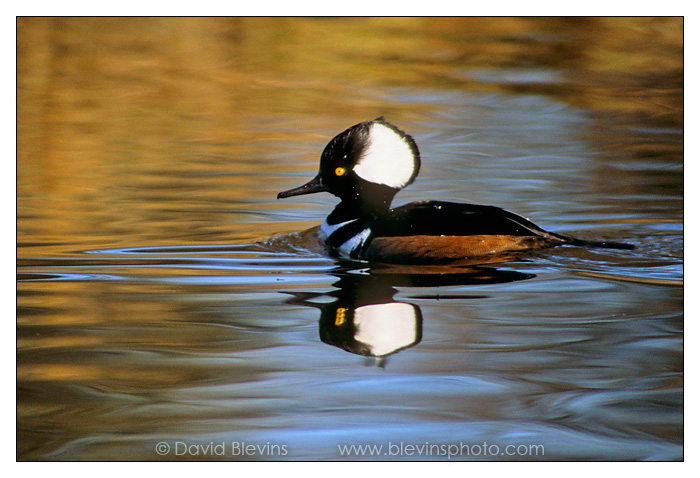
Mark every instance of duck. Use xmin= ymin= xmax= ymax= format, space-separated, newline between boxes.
xmin=278 ymin=117 xmax=632 ymax=263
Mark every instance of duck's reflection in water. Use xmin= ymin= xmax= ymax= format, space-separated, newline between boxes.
xmin=284 ymin=260 xmax=535 ymax=366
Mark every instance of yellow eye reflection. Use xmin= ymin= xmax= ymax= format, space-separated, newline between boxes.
xmin=334 ymin=167 xmax=346 ymax=176
xmin=335 ymin=307 xmax=346 ymax=325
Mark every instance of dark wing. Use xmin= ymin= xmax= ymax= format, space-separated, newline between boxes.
xmin=377 ymin=201 xmax=557 ymax=239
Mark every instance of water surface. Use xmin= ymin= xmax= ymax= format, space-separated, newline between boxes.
xmin=17 ymin=17 xmax=682 ymax=461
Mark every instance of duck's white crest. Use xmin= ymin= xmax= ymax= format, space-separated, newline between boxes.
xmin=353 ymin=122 xmax=416 ymax=189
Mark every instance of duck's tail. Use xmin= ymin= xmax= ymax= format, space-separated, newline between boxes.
xmin=550 ymin=232 xmax=635 ymax=250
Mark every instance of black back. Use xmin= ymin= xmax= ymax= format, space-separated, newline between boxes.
xmin=374 ymin=200 xmax=551 ymax=238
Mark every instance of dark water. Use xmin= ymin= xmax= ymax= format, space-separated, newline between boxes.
xmin=17 ymin=18 xmax=682 ymax=461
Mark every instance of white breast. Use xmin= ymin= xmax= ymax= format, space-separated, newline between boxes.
xmin=320 ymin=218 xmax=371 ymax=257
xmin=320 ymin=218 xmax=354 ymax=240
xmin=338 ymin=228 xmax=371 ymax=257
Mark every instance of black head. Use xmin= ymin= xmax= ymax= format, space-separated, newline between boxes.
xmin=278 ymin=118 xmax=421 ymax=206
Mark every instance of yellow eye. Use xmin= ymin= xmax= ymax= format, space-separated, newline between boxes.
xmin=335 ymin=167 xmax=346 ymax=176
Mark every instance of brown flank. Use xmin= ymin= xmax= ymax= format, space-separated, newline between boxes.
xmin=363 ymin=234 xmax=554 ymax=262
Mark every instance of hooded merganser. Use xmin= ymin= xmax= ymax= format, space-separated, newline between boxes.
xmin=278 ymin=117 xmax=632 ymax=263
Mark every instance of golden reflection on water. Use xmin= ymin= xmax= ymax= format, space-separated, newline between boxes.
xmin=18 ymin=17 xmax=682 ymax=252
